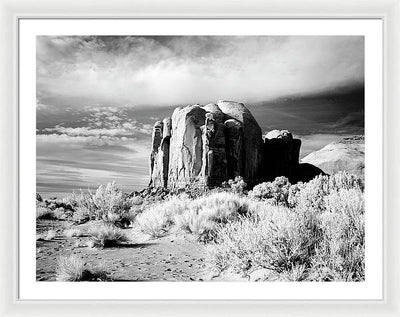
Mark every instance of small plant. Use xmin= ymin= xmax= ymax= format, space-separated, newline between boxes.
xmin=53 ymin=207 xmax=67 ymax=220
xmin=92 ymin=181 xmax=131 ymax=220
xmin=136 ymin=196 xmax=190 ymax=238
xmin=136 ymin=207 xmax=174 ymax=238
xmin=72 ymin=206 xmax=91 ymax=224
xmin=36 ymin=207 xmax=57 ymax=220
xmin=68 ymin=182 xmax=135 ymax=225
xmin=249 ymin=176 xmax=291 ymax=206
xmin=36 ymin=229 xmax=57 ymax=241
xmin=175 ymin=209 xmax=216 ymax=242
xmin=56 ymin=254 xmax=85 ymax=281
xmin=88 ymin=224 xmax=129 ymax=248
xmin=64 ymin=228 xmax=86 ymax=238
xmin=222 ymin=176 xmax=247 ymax=193
xmin=56 ymin=254 xmax=109 ymax=281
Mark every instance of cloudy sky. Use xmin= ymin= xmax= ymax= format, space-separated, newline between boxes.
xmin=36 ymin=35 xmax=364 ymax=196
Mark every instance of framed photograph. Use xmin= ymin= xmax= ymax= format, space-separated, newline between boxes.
xmin=1 ymin=0 xmax=399 ymax=316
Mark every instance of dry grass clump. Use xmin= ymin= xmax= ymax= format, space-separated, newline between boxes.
xmin=88 ymin=224 xmax=129 ymax=248
xmin=136 ymin=192 xmax=249 ymax=240
xmin=136 ymin=196 xmax=190 ymax=238
xmin=174 ymin=192 xmax=249 ymax=242
xmin=63 ymin=228 xmax=86 ymax=238
xmin=56 ymin=254 xmax=109 ymax=281
xmin=36 ymin=207 xmax=57 ymax=220
xmin=36 ymin=229 xmax=57 ymax=241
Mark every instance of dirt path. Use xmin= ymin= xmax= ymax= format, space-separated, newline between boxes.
xmin=36 ymin=220 xmax=208 ymax=282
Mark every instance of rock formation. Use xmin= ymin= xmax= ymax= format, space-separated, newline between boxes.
xmin=262 ymin=129 xmax=301 ymax=182
xmin=149 ymin=100 xmax=326 ymax=188
xmin=302 ymin=135 xmax=364 ymax=179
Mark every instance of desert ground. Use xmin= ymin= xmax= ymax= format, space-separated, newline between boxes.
xmin=36 ymin=172 xmax=365 ymax=283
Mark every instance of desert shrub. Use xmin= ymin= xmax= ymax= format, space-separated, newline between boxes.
xmin=36 ymin=207 xmax=57 ymax=220
xmin=207 ymin=205 xmax=321 ymax=277
xmin=56 ymin=254 xmax=85 ymax=281
xmin=137 ymin=209 xmax=173 ymax=238
xmin=64 ymin=228 xmax=86 ymax=238
xmin=174 ymin=209 xmax=217 ymax=243
xmin=88 ymin=224 xmax=129 ymax=248
xmin=309 ymin=188 xmax=365 ymax=281
xmin=289 ymin=172 xmax=363 ymax=212
xmin=119 ymin=211 xmax=138 ymax=228
xmin=193 ymin=192 xmax=249 ymax=220
xmin=72 ymin=206 xmax=91 ymax=224
xmin=68 ymin=182 xmax=135 ymax=225
xmin=36 ymin=229 xmax=57 ymax=241
xmin=222 ymin=176 xmax=247 ymax=194
xmin=136 ymin=196 xmax=190 ymax=238
xmin=249 ymin=177 xmax=291 ymax=206
xmin=70 ymin=191 xmax=96 ymax=223
xmin=53 ymin=207 xmax=67 ymax=220
xmin=92 ymin=181 xmax=131 ymax=221
xmin=206 ymin=181 xmax=365 ymax=281
xmin=56 ymin=254 xmax=109 ymax=281
xmin=173 ymin=192 xmax=250 ymax=242
xmin=137 ymin=192 xmax=249 ymax=240
xmin=328 ymin=171 xmax=363 ymax=191
xmin=287 ymin=182 xmax=306 ymax=208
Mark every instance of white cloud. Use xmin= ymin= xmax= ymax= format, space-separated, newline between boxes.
xmin=37 ymin=36 xmax=364 ymax=107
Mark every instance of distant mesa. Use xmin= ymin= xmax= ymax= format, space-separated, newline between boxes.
xmin=302 ymin=135 xmax=365 ymax=179
xmin=149 ymin=101 xmax=340 ymax=189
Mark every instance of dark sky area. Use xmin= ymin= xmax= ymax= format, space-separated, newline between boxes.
xmin=36 ymin=36 xmax=364 ymax=196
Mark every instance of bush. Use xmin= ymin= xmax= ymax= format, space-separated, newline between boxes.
xmin=56 ymin=254 xmax=109 ymax=281
xmin=174 ymin=209 xmax=217 ymax=243
xmin=88 ymin=224 xmax=129 ymax=248
xmin=249 ymin=176 xmax=291 ymax=206
xmin=68 ymin=182 xmax=137 ymax=225
xmin=36 ymin=207 xmax=57 ymax=220
xmin=72 ymin=206 xmax=91 ymax=224
xmin=310 ymin=188 xmax=365 ymax=281
xmin=222 ymin=176 xmax=247 ymax=194
xmin=207 ymin=205 xmax=321 ymax=278
xmin=53 ymin=207 xmax=67 ymax=220
xmin=64 ymin=228 xmax=86 ymax=238
xmin=92 ymin=181 xmax=131 ymax=221
xmin=290 ymin=172 xmax=363 ymax=213
xmin=136 ymin=192 xmax=250 ymax=240
xmin=206 ymin=182 xmax=365 ymax=281
xmin=136 ymin=196 xmax=190 ymax=238
xmin=36 ymin=229 xmax=57 ymax=241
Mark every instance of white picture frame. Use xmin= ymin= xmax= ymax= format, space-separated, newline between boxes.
xmin=1 ymin=0 xmax=399 ymax=316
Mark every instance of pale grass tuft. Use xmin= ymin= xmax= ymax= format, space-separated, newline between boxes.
xmin=56 ymin=254 xmax=109 ymax=281
xmin=36 ymin=207 xmax=57 ymax=220
xmin=36 ymin=229 xmax=57 ymax=241
xmin=64 ymin=228 xmax=86 ymax=238
xmin=136 ymin=196 xmax=190 ymax=238
xmin=88 ymin=224 xmax=129 ymax=248
xmin=56 ymin=254 xmax=85 ymax=281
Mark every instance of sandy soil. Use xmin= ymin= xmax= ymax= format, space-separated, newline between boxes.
xmin=36 ymin=220 xmax=209 ymax=282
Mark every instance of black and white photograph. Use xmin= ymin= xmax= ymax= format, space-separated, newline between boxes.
xmin=35 ymin=34 xmax=366 ymax=283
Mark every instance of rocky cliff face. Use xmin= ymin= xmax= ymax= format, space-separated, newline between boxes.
xmin=302 ymin=135 xmax=364 ymax=178
xmin=149 ymin=101 xmax=325 ymax=188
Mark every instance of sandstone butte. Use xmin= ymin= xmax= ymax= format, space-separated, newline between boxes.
xmin=149 ymin=100 xmax=326 ymax=189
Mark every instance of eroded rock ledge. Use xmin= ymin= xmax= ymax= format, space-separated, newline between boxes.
xmin=149 ymin=100 xmax=323 ymax=188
